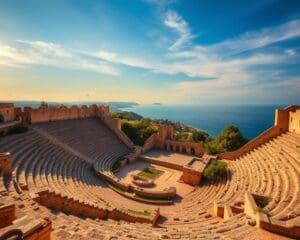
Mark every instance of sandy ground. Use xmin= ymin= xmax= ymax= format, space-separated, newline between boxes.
xmin=140 ymin=149 xmax=196 ymax=167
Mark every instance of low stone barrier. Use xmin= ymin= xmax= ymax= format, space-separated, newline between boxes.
xmin=131 ymin=175 xmax=154 ymax=188
xmin=32 ymin=189 xmax=159 ymax=226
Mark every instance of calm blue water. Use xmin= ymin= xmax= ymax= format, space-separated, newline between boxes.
xmin=122 ymin=105 xmax=285 ymax=139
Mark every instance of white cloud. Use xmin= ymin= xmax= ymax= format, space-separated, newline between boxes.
xmin=0 ymin=41 xmax=119 ymax=76
xmin=212 ymin=19 xmax=300 ymax=56
xmin=164 ymin=10 xmax=194 ymax=51
xmin=94 ymin=51 xmax=151 ymax=69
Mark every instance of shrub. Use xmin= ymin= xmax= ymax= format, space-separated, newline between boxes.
xmin=203 ymin=160 xmax=228 ymax=181
xmin=121 ymin=119 xmax=158 ymax=146
xmin=255 ymin=197 xmax=271 ymax=208
xmin=7 ymin=124 xmax=28 ymax=135
xmin=205 ymin=141 xmax=223 ymax=155
xmin=112 ymin=160 xmax=121 ymax=172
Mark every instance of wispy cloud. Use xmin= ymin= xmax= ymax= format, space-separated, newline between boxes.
xmin=0 ymin=40 xmax=119 ymax=76
xmin=168 ymin=19 xmax=300 ymax=60
xmin=164 ymin=10 xmax=194 ymax=51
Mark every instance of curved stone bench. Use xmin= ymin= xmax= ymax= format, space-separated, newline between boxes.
xmin=131 ymin=175 xmax=154 ymax=188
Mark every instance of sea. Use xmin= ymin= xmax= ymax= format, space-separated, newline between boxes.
xmin=122 ymin=104 xmax=286 ymax=140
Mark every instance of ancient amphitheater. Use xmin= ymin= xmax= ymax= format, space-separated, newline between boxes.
xmin=0 ymin=103 xmax=299 ymax=240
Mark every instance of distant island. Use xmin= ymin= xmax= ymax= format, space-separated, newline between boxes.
xmin=152 ymin=103 xmax=162 ymax=105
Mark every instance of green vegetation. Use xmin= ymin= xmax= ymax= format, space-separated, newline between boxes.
xmin=112 ymin=160 xmax=121 ymax=172
xmin=112 ymin=110 xmax=248 ymax=154
xmin=7 ymin=124 xmax=28 ymax=135
xmin=0 ymin=124 xmax=29 ymax=139
xmin=203 ymin=160 xmax=228 ymax=181
xmin=256 ymin=207 xmax=270 ymax=217
xmin=107 ymin=183 xmax=125 ymax=194
xmin=138 ymin=167 xmax=163 ymax=180
xmin=121 ymin=118 xmax=159 ymax=145
xmin=134 ymin=194 xmax=173 ymax=204
xmin=110 ymin=111 xmax=143 ymax=121
xmin=124 ymin=209 xmax=151 ymax=217
xmin=205 ymin=125 xmax=248 ymax=154
xmin=255 ymin=197 xmax=271 ymax=209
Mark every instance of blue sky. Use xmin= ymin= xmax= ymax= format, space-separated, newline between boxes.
xmin=0 ymin=0 xmax=300 ymax=104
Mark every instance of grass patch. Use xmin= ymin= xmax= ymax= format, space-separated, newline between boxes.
xmin=112 ymin=160 xmax=121 ymax=172
xmin=255 ymin=197 xmax=271 ymax=209
xmin=138 ymin=167 xmax=163 ymax=180
xmin=134 ymin=194 xmax=173 ymax=204
xmin=0 ymin=124 xmax=28 ymax=139
xmin=124 ymin=208 xmax=151 ymax=217
xmin=107 ymin=183 xmax=125 ymax=194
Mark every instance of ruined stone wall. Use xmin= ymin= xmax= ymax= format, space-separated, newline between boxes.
xmin=0 ymin=102 xmax=134 ymax=149
xmin=164 ymin=140 xmax=203 ymax=156
xmin=0 ymin=103 xmax=15 ymax=123
xmin=28 ymin=105 xmax=99 ymax=123
xmin=142 ymin=126 xmax=204 ymax=156
xmin=101 ymin=114 xmax=134 ymax=148
xmin=289 ymin=109 xmax=300 ymax=134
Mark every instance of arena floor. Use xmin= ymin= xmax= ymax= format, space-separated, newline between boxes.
xmin=140 ymin=149 xmax=196 ymax=167
xmin=115 ymin=160 xmax=194 ymax=197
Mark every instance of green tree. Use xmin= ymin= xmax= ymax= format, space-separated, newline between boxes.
xmin=215 ymin=125 xmax=248 ymax=152
xmin=204 ymin=125 xmax=247 ymax=154
xmin=203 ymin=160 xmax=228 ymax=181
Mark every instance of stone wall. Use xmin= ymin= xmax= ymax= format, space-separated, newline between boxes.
xmin=219 ymin=105 xmax=300 ymax=160
xmin=181 ymin=166 xmax=202 ymax=186
xmin=0 ymin=103 xmax=134 ymax=149
xmin=289 ymin=109 xmax=300 ymax=134
xmin=27 ymin=105 xmax=99 ymax=123
xmin=139 ymin=156 xmax=183 ymax=170
xmin=0 ymin=204 xmax=15 ymax=228
xmin=101 ymin=115 xmax=134 ymax=148
xmin=164 ymin=140 xmax=203 ymax=156
xmin=0 ymin=103 xmax=15 ymax=123
xmin=142 ymin=126 xmax=204 ymax=156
